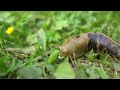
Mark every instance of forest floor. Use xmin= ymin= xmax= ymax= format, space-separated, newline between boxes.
xmin=0 ymin=11 xmax=120 ymax=79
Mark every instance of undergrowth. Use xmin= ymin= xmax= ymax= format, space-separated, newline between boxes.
xmin=0 ymin=11 xmax=120 ymax=79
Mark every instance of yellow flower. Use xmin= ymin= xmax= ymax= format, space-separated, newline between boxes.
xmin=5 ymin=26 xmax=14 ymax=35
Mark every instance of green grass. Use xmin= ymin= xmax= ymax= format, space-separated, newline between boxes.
xmin=0 ymin=11 xmax=120 ymax=79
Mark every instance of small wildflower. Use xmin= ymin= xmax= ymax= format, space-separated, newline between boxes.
xmin=5 ymin=26 xmax=14 ymax=35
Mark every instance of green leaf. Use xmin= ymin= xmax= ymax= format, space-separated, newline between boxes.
xmin=96 ymin=67 xmax=108 ymax=79
xmin=25 ymin=51 xmax=35 ymax=65
xmin=18 ymin=65 xmax=43 ymax=79
xmin=26 ymin=34 xmax=38 ymax=45
xmin=85 ymin=65 xmax=100 ymax=79
xmin=75 ymin=65 xmax=88 ymax=79
xmin=87 ymin=49 xmax=97 ymax=62
xmin=36 ymin=28 xmax=46 ymax=51
xmin=47 ymin=30 xmax=61 ymax=42
xmin=0 ymin=56 xmax=8 ymax=75
xmin=47 ymin=50 xmax=59 ymax=64
xmin=54 ymin=61 xmax=75 ymax=79
xmin=113 ymin=62 xmax=120 ymax=71
xmin=0 ymin=57 xmax=16 ymax=76
xmin=5 ymin=58 xmax=16 ymax=74
xmin=45 ymin=64 xmax=55 ymax=73
xmin=54 ymin=20 xmax=68 ymax=30
xmin=53 ymin=33 xmax=61 ymax=42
